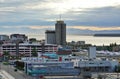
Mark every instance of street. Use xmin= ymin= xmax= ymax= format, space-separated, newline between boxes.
xmin=0 ymin=62 xmax=82 ymax=79
xmin=0 ymin=62 xmax=34 ymax=79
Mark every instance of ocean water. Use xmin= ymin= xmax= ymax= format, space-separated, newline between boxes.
xmin=67 ymin=35 xmax=120 ymax=46
xmin=28 ymin=34 xmax=120 ymax=46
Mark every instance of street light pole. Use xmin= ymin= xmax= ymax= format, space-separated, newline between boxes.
xmin=117 ymin=66 xmax=119 ymax=79
xmin=16 ymin=41 xmax=19 ymax=59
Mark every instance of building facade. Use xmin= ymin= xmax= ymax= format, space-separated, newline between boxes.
xmin=10 ymin=34 xmax=28 ymax=42
xmin=55 ymin=21 xmax=66 ymax=46
xmin=45 ymin=30 xmax=56 ymax=44
xmin=73 ymin=58 xmax=118 ymax=73
xmin=0 ymin=43 xmax=58 ymax=57
xmin=0 ymin=35 xmax=9 ymax=41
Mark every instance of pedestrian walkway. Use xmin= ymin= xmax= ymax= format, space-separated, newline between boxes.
xmin=0 ymin=70 xmax=15 ymax=79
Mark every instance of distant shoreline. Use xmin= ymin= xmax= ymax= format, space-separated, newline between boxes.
xmin=94 ymin=34 xmax=120 ymax=37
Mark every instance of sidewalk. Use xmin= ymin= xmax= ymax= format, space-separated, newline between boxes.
xmin=0 ymin=70 xmax=15 ymax=79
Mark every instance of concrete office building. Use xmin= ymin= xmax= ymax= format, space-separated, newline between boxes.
xmin=0 ymin=43 xmax=58 ymax=57
xmin=0 ymin=35 xmax=9 ymax=41
xmin=55 ymin=20 xmax=66 ymax=46
xmin=10 ymin=34 xmax=28 ymax=42
xmin=45 ymin=30 xmax=56 ymax=44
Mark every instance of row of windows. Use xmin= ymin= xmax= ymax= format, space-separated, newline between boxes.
xmin=2 ymin=48 xmax=57 ymax=50
xmin=2 ymin=50 xmax=57 ymax=52
xmin=2 ymin=46 xmax=57 ymax=48
xmin=2 ymin=49 xmax=55 ymax=51
xmin=2 ymin=47 xmax=57 ymax=49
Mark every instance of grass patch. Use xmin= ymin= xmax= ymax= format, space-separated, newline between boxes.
xmin=3 ymin=62 xmax=9 ymax=65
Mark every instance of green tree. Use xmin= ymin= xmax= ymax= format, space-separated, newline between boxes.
xmin=14 ymin=61 xmax=24 ymax=70
xmin=3 ymin=51 xmax=10 ymax=61
xmin=115 ymin=66 xmax=120 ymax=72
xmin=31 ymin=47 xmax=38 ymax=57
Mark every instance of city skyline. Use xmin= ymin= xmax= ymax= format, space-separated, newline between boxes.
xmin=0 ymin=0 xmax=120 ymax=40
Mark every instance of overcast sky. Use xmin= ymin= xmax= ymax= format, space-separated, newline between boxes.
xmin=0 ymin=0 xmax=120 ymax=39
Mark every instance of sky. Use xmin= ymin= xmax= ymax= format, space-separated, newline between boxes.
xmin=0 ymin=0 xmax=120 ymax=40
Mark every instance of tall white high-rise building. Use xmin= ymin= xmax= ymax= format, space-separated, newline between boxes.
xmin=55 ymin=20 xmax=66 ymax=46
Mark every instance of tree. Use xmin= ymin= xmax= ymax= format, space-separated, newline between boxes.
xmin=115 ymin=66 xmax=120 ymax=72
xmin=14 ymin=61 xmax=24 ymax=70
xmin=3 ymin=51 xmax=10 ymax=61
xmin=31 ymin=47 xmax=38 ymax=57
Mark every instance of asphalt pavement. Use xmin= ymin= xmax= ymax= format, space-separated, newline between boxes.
xmin=0 ymin=62 xmax=82 ymax=79
xmin=0 ymin=62 xmax=35 ymax=79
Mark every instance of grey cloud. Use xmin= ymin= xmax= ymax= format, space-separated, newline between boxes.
xmin=0 ymin=20 xmax=54 ymax=26
xmin=67 ymin=28 xmax=120 ymax=35
xmin=0 ymin=0 xmax=58 ymax=26
xmin=63 ymin=5 xmax=120 ymax=27
xmin=0 ymin=0 xmax=120 ymax=36
xmin=0 ymin=25 xmax=53 ymax=35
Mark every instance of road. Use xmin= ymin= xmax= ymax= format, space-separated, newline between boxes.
xmin=0 ymin=62 xmax=83 ymax=79
xmin=0 ymin=62 xmax=35 ymax=79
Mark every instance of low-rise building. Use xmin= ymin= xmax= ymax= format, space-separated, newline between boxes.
xmin=10 ymin=34 xmax=28 ymax=42
xmin=23 ymin=58 xmax=80 ymax=76
xmin=76 ymin=41 xmax=85 ymax=45
xmin=72 ymin=58 xmax=118 ymax=72
xmin=0 ymin=35 xmax=9 ymax=41
xmin=0 ymin=43 xmax=58 ymax=57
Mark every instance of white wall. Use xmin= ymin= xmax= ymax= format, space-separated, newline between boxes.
xmin=88 ymin=47 xmax=96 ymax=58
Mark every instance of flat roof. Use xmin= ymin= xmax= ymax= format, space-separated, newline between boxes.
xmin=45 ymin=30 xmax=55 ymax=33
